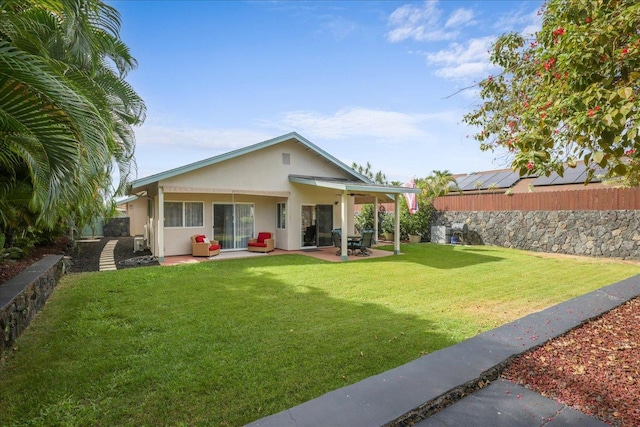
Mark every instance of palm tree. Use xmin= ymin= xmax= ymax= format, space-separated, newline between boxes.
xmin=420 ymin=170 xmax=460 ymax=200
xmin=0 ymin=0 xmax=145 ymax=240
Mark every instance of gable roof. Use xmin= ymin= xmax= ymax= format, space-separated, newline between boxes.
xmin=130 ymin=132 xmax=371 ymax=191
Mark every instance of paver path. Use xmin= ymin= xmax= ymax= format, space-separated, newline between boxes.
xmin=98 ymin=240 xmax=118 ymax=271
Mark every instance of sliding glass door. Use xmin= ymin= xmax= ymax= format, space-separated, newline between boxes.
xmin=301 ymin=204 xmax=333 ymax=247
xmin=213 ymin=203 xmax=254 ymax=250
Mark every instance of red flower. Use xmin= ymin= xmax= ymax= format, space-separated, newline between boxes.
xmin=552 ymin=27 xmax=565 ymax=37
xmin=621 ymin=47 xmax=629 ymax=56
xmin=626 ymin=148 xmax=637 ymax=156
xmin=543 ymin=58 xmax=556 ymax=70
xmin=585 ymin=17 xmax=592 ymax=23
xmin=588 ymin=109 xmax=594 ymax=117
xmin=526 ymin=162 xmax=534 ymax=170
xmin=540 ymin=112 xmax=546 ymax=119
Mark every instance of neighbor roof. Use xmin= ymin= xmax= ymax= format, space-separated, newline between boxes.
xmin=130 ymin=132 xmax=371 ymax=191
xmin=453 ymin=163 xmax=605 ymax=192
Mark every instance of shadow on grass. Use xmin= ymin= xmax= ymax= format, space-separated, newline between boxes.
xmin=376 ymin=243 xmax=506 ymax=270
xmin=0 ymin=255 xmax=457 ymax=427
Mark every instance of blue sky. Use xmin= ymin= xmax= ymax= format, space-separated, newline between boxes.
xmin=112 ymin=0 xmax=543 ymax=183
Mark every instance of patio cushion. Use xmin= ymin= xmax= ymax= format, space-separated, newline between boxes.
xmin=209 ymin=244 xmax=221 ymax=251
xmin=257 ymin=232 xmax=271 ymax=243
xmin=195 ymin=235 xmax=206 ymax=243
xmin=248 ymin=242 xmax=267 ymax=248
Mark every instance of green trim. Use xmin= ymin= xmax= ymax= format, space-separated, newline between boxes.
xmin=115 ymin=195 xmax=139 ymax=205
xmin=130 ymin=132 xmax=372 ymax=191
xmin=288 ymin=175 xmax=421 ymax=194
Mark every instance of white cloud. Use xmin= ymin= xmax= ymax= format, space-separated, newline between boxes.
xmin=386 ymin=1 xmax=456 ymax=42
xmin=425 ymin=36 xmax=497 ymax=81
xmin=320 ymin=15 xmax=357 ymax=40
xmin=492 ymin=6 xmax=541 ymax=36
xmin=276 ymin=107 xmax=456 ymax=140
xmin=445 ymin=8 xmax=475 ymax=29
xmin=387 ymin=2 xmax=541 ymax=84
xmin=134 ymin=123 xmax=271 ymax=151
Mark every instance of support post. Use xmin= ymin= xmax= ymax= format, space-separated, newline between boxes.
xmin=158 ymin=186 xmax=165 ymax=262
xmin=341 ymin=190 xmax=349 ymax=261
xmin=394 ymin=195 xmax=400 ymax=255
xmin=373 ymin=197 xmax=379 ymax=244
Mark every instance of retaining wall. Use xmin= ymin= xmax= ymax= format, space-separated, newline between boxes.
xmin=432 ymin=210 xmax=640 ymax=260
xmin=0 ymin=255 xmax=65 ymax=358
xmin=104 ymin=217 xmax=130 ymax=237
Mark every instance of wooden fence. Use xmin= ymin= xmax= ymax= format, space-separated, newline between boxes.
xmin=432 ymin=187 xmax=640 ymax=211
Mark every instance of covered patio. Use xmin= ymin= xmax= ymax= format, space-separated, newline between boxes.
xmin=289 ymin=175 xmax=421 ymax=261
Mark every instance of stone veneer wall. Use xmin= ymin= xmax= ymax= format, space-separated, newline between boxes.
xmin=104 ymin=217 xmax=130 ymax=237
xmin=0 ymin=255 xmax=65 ymax=358
xmin=431 ymin=210 xmax=640 ymax=260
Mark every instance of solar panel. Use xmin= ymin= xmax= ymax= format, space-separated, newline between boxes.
xmin=533 ymin=164 xmax=605 ymax=186
xmin=454 ymin=171 xmax=522 ymax=191
xmin=469 ymin=172 xmax=500 ymax=190
xmin=533 ymin=174 xmax=557 ymax=186
xmin=453 ymin=175 xmax=473 ymax=191
xmin=490 ymin=171 xmax=520 ymax=188
xmin=454 ymin=175 xmax=477 ymax=190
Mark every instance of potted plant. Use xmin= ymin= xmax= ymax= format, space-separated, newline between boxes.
xmin=408 ymin=233 xmax=422 ymax=244
xmin=400 ymin=198 xmax=434 ymax=243
xmin=402 ymin=213 xmax=422 ymax=243
xmin=380 ymin=213 xmax=395 ymax=241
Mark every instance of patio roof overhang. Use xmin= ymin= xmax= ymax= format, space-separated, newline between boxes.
xmin=290 ymin=175 xmax=421 ymax=260
xmin=288 ymin=175 xmax=420 ymax=203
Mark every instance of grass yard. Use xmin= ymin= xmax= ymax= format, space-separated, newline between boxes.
xmin=1 ymin=244 xmax=639 ymax=426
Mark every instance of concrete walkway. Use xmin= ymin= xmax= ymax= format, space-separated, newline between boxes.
xmin=246 ymin=275 xmax=640 ymax=427
xmin=98 ymin=239 xmax=118 ymax=271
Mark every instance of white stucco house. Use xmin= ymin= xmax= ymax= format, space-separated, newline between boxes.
xmin=127 ymin=132 xmax=419 ymax=261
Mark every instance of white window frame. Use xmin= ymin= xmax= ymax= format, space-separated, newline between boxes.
xmin=276 ymin=202 xmax=286 ymax=229
xmin=163 ymin=201 xmax=204 ymax=228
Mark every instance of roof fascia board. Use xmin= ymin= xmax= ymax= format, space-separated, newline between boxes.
xmin=288 ymin=176 xmax=421 ymax=194
xmin=115 ymin=195 xmax=139 ymax=205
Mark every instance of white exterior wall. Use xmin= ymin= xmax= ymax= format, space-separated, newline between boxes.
xmin=124 ymin=197 xmax=148 ymax=236
xmin=149 ymin=138 xmax=356 ymax=257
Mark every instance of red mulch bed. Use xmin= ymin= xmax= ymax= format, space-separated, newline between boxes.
xmin=0 ymin=237 xmax=75 ymax=284
xmin=502 ymin=297 xmax=640 ymax=427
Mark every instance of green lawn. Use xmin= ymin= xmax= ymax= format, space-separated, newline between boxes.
xmin=1 ymin=244 xmax=639 ymax=426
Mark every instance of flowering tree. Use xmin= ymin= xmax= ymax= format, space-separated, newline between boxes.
xmin=463 ymin=0 xmax=640 ymax=186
